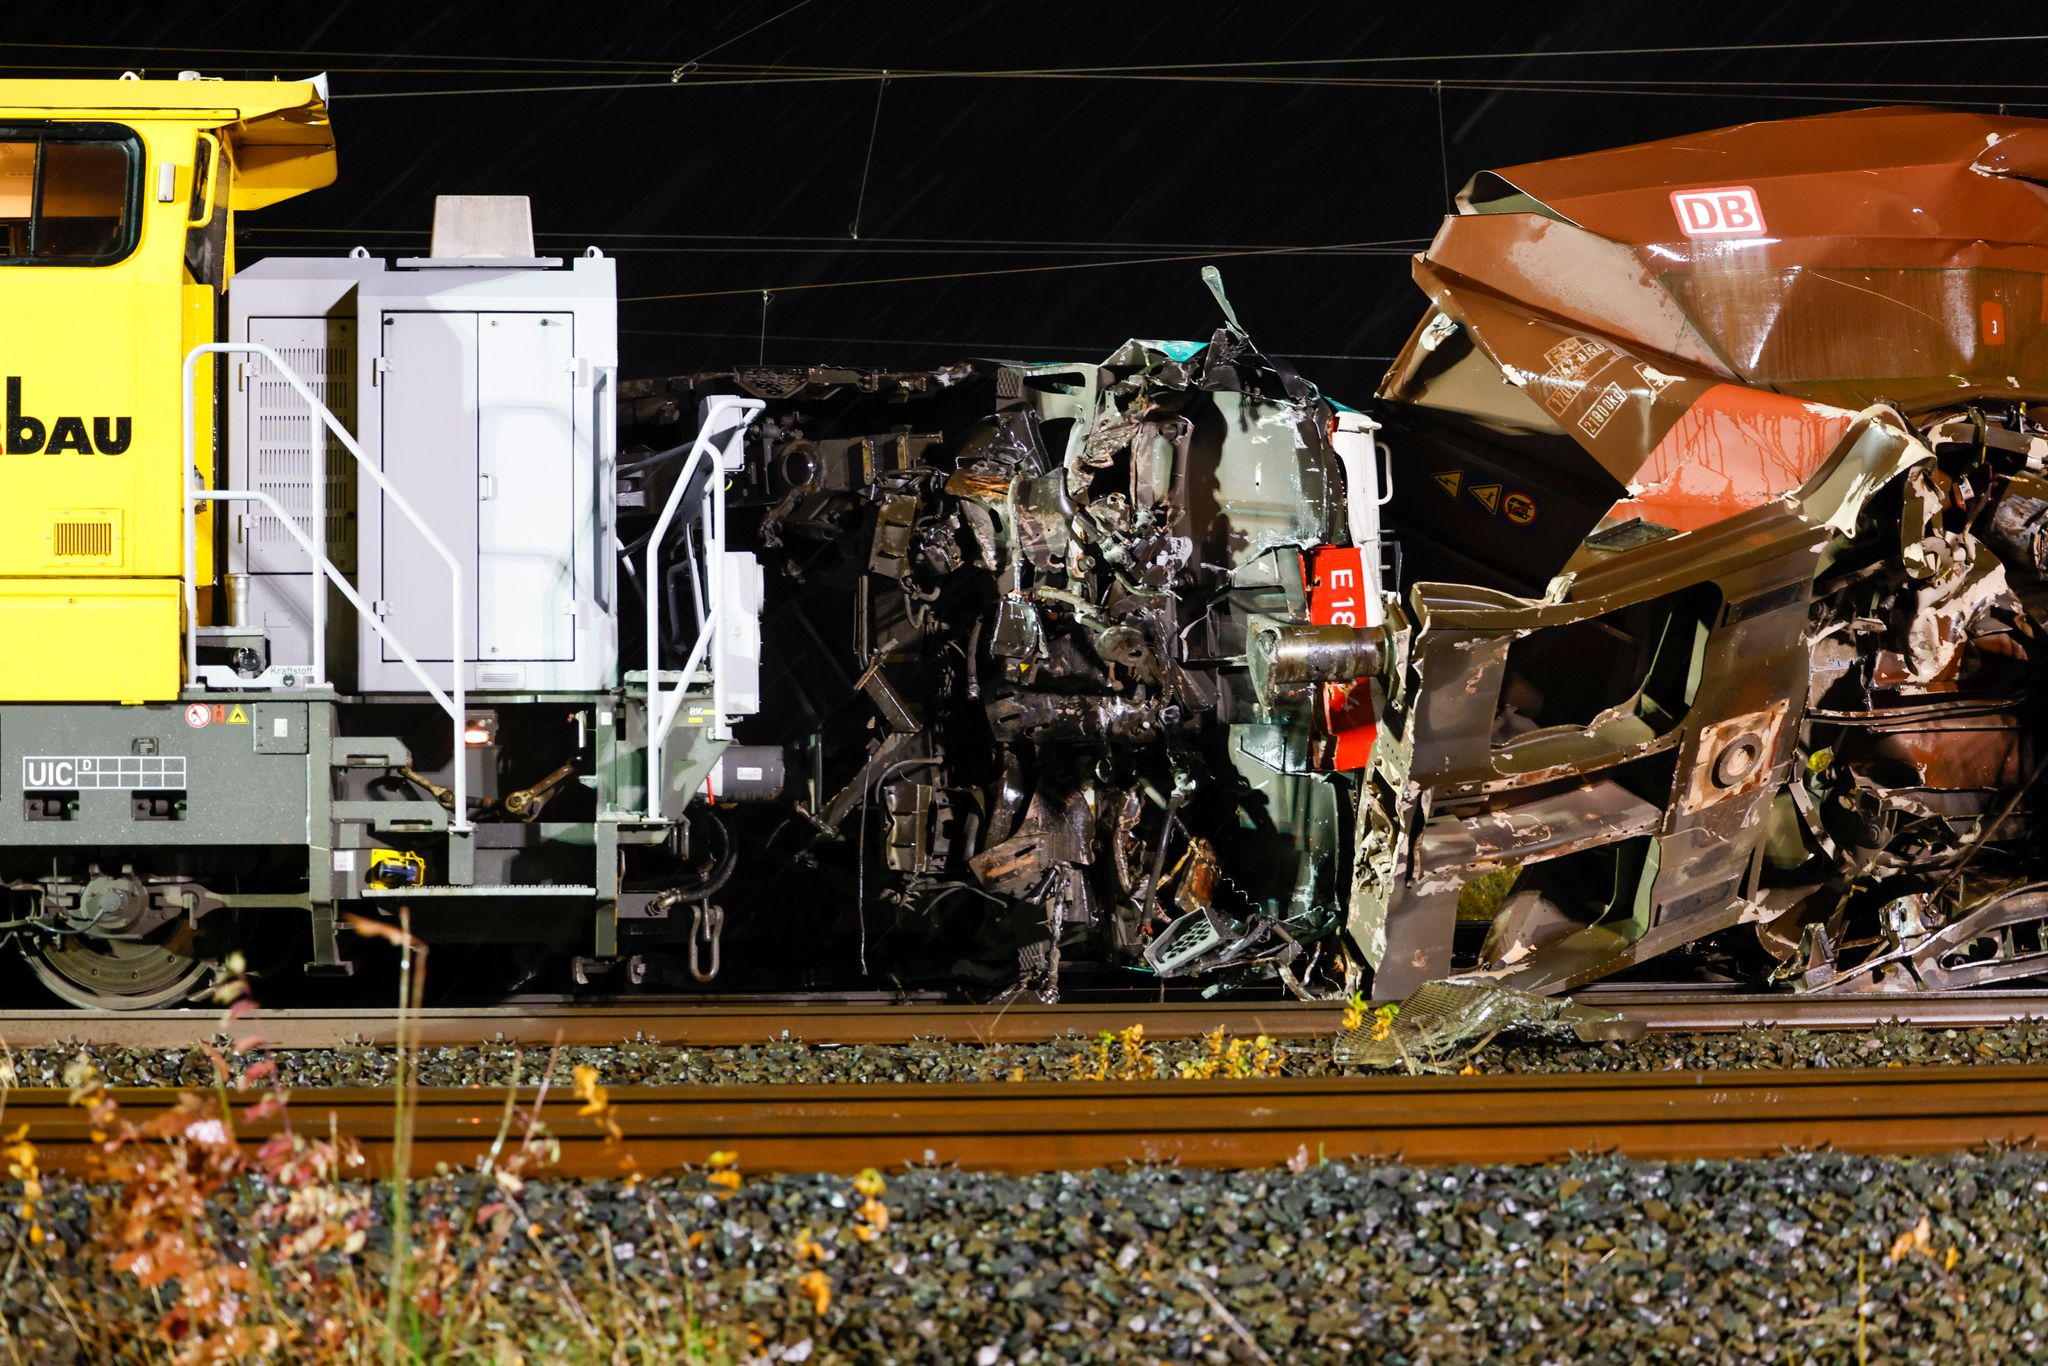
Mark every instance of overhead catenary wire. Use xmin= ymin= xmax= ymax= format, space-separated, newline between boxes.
xmin=238 ymin=227 xmax=1433 ymax=251
xmin=847 ymin=70 xmax=888 ymax=240
xmin=669 ymin=0 xmax=814 ymax=78
xmin=786 ymin=31 xmax=2048 ymax=73
xmin=0 ymin=3 xmax=815 ymax=75
xmin=235 ymin=231 xmax=1431 ymax=301
xmin=73 ymin=31 xmax=2039 ymax=346
xmin=1433 ymin=81 xmax=1452 ymax=212
xmin=616 ymin=237 xmax=1431 ymax=303
xmin=324 ymin=72 xmax=2048 ymax=110
xmin=11 ymin=47 xmax=2048 ymax=110
xmin=240 ymin=237 xmax=1427 ymax=258
xmin=618 ymin=326 xmax=1396 ymax=363
xmin=4 ymin=58 xmax=2048 ymax=103
xmin=10 ymin=30 xmax=2048 ymax=72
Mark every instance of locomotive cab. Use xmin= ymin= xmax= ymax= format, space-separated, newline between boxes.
xmin=0 ymin=75 xmax=334 ymax=703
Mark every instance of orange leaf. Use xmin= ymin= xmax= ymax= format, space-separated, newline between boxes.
xmin=797 ymin=1268 xmax=832 ymax=1316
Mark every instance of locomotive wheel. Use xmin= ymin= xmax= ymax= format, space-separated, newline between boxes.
xmin=23 ymin=926 xmax=214 ymax=1010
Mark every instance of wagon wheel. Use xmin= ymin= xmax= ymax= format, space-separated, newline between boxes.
xmin=1804 ymin=882 xmax=2048 ymax=993
xmin=1904 ymin=883 xmax=2048 ymax=992
xmin=22 ymin=922 xmax=215 ymax=1010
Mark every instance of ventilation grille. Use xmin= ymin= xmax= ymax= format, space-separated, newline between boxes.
xmin=249 ymin=328 xmax=357 ymax=573
xmin=52 ymin=521 xmax=114 ymax=558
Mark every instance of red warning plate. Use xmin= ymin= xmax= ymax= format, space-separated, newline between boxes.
xmin=1307 ymin=546 xmax=1378 ymax=770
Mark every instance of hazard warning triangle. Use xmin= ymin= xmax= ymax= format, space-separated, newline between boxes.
xmin=1432 ymin=470 xmax=1462 ymax=498
xmin=1469 ymin=482 xmax=1501 ymax=514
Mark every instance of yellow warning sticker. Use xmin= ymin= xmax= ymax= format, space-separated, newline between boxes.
xmin=1432 ymin=470 xmax=1462 ymax=498
xmin=1469 ymin=483 xmax=1501 ymax=514
xmin=227 ymin=704 xmax=249 ymax=726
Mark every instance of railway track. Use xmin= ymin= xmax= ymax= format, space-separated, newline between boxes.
xmin=1 ymin=989 xmax=2046 ymax=1049
xmin=10 ymin=1064 xmax=2048 ymax=1176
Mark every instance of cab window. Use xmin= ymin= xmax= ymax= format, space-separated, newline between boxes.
xmin=0 ymin=126 xmax=141 ymax=266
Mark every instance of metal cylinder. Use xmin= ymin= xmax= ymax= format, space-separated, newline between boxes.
xmin=1252 ymin=624 xmax=1385 ymax=688
xmin=225 ymin=573 xmax=252 ymax=628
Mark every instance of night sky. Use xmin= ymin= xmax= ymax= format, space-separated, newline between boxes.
xmin=5 ymin=3 xmax=2045 ymax=406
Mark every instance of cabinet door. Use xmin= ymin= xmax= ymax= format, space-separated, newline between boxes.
xmin=378 ymin=311 xmax=479 ymax=663
xmin=477 ymin=312 xmax=576 ymax=662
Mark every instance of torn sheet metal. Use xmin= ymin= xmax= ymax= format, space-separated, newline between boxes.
xmin=1383 ymin=107 xmax=2048 ymax=585
xmin=632 ymin=306 xmax=1376 ymax=1004
xmin=1355 ymin=104 xmax=2048 ymax=1007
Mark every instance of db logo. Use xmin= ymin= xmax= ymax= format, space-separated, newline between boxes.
xmin=1669 ymin=186 xmax=1767 ymax=238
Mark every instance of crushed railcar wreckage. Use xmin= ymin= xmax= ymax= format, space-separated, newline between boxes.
xmin=1362 ymin=105 xmax=2048 ymax=1005
xmin=622 ymin=310 xmax=1379 ymax=1002
xmin=638 ymin=105 xmax=2048 ymax=1009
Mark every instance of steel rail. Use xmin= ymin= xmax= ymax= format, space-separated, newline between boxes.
xmin=7 ymin=990 xmax=2048 ymax=1049
xmin=11 ymin=1065 xmax=2048 ymax=1175
xmin=1580 ymin=989 xmax=2048 ymax=1031
xmin=0 ymin=1000 xmax=1341 ymax=1049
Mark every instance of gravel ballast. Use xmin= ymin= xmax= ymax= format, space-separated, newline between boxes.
xmin=4 ymin=1017 xmax=2048 ymax=1088
xmin=1 ymin=1150 xmax=2041 ymax=1363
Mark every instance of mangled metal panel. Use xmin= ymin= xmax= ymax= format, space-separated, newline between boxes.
xmin=634 ymin=315 xmax=1378 ymax=1003
xmin=1382 ymin=107 xmax=2048 ymax=583
xmin=1359 ymin=105 xmax=2048 ymax=1009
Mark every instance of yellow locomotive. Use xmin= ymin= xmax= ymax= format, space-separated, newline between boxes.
xmin=0 ymin=76 xmax=734 ymax=1006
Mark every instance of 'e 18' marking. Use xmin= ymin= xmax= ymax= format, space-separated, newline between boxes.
xmin=1307 ymin=546 xmax=1379 ymax=770
xmin=1669 ymin=186 xmax=1767 ymax=238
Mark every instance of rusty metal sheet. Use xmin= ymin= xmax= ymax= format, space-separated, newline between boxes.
xmin=1414 ymin=779 xmax=1663 ymax=876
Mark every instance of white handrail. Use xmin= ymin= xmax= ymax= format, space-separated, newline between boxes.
xmin=196 ymin=487 xmax=458 ymax=715
xmin=182 ymin=342 xmax=471 ymax=831
xmin=644 ymin=396 xmax=763 ymax=820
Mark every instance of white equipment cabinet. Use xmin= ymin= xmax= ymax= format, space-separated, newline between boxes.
xmin=355 ymin=247 xmax=619 ymax=695
xmin=225 ymin=209 xmax=621 ymax=698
